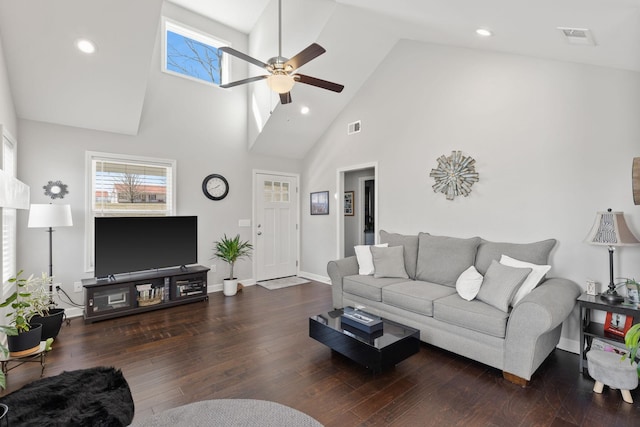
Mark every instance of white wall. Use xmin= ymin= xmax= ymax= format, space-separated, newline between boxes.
xmin=15 ymin=4 xmax=302 ymax=306
xmin=0 ymin=31 xmax=17 ymax=139
xmin=301 ymin=39 xmax=640 ymax=348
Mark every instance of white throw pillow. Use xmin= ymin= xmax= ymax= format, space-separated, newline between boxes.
xmin=354 ymin=243 xmax=388 ymax=275
xmin=456 ymin=266 xmax=484 ymax=301
xmin=500 ymin=254 xmax=551 ymax=306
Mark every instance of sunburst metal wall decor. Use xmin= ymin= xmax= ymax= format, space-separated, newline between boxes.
xmin=43 ymin=180 xmax=69 ymax=199
xmin=429 ymin=151 xmax=479 ymax=200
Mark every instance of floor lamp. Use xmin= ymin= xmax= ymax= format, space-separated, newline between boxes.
xmin=28 ymin=204 xmax=73 ymax=305
xmin=585 ymin=209 xmax=640 ymax=303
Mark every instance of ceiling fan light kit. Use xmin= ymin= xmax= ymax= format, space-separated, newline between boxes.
xmin=218 ymin=0 xmax=343 ymax=104
xmin=267 ymin=74 xmax=295 ymax=94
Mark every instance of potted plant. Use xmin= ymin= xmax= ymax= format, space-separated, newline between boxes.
xmin=0 ymin=271 xmax=43 ymax=356
xmin=213 ymin=234 xmax=253 ymax=296
xmin=0 ymin=325 xmax=17 ymax=389
xmin=623 ymin=323 xmax=640 ymax=377
xmin=28 ymin=273 xmax=65 ymax=340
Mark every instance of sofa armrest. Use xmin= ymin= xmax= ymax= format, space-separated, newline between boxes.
xmin=327 ymin=256 xmax=359 ymax=309
xmin=503 ymin=277 xmax=580 ymax=380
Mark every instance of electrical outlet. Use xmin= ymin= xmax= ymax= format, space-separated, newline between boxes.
xmin=74 ymin=281 xmax=83 ymax=292
xmin=210 ymin=264 xmax=216 ymax=273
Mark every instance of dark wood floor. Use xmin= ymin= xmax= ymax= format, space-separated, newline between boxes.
xmin=2 ymin=281 xmax=638 ymax=426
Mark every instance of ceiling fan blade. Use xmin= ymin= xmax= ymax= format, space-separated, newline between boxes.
xmin=219 ymin=46 xmax=269 ymax=69
xmin=284 ymin=43 xmax=326 ymax=71
xmin=220 ymin=75 xmax=268 ymax=89
xmin=294 ymin=74 xmax=344 ymax=93
xmin=280 ymin=92 xmax=292 ymax=104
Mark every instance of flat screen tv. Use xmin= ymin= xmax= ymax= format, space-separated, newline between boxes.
xmin=94 ymin=216 xmax=197 ymax=279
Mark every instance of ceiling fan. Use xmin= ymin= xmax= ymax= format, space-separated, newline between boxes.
xmin=218 ymin=0 xmax=344 ymax=104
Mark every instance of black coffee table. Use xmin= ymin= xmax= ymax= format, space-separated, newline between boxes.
xmin=309 ymin=308 xmax=420 ymax=373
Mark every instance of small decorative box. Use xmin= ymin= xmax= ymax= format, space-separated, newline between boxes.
xmin=341 ymin=307 xmax=383 ymax=334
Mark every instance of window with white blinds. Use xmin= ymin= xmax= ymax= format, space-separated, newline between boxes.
xmin=2 ymin=131 xmax=17 ymax=289
xmin=85 ymin=152 xmax=176 ymax=272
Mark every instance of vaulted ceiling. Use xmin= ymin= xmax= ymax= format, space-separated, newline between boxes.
xmin=0 ymin=0 xmax=638 ymax=157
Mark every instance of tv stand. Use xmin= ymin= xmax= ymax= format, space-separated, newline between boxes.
xmin=81 ymin=265 xmax=210 ymax=323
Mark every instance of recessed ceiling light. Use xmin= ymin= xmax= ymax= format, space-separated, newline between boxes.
xmin=476 ymin=28 xmax=492 ymax=37
xmin=300 ymin=106 xmax=310 ymax=115
xmin=75 ymin=39 xmax=96 ymax=54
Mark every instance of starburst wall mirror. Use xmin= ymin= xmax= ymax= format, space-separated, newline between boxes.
xmin=43 ymin=180 xmax=69 ymax=199
xmin=429 ymin=151 xmax=479 ymax=200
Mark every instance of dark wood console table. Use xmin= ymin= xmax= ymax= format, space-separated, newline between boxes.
xmin=82 ymin=265 xmax=209 ymax=323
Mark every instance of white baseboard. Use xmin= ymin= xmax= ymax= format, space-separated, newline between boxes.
xmin=557 ymin=337 xmax=579 ymax=354
xmin=298 ymin=271 xmax=330 ymax=284
xmin=207 ymin=279 xmax=257 ymax=294
xmin=65 ymin=307 xmax=84 ymax=319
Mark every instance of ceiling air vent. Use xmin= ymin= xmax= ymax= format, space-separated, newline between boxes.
xmin=348 ymin=120 xmax=361 ymax=135
xmin=558 ymin=27 xmax=596 ymax=46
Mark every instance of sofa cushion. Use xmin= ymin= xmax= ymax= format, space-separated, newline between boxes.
xmin=343 ymin=275 xmax=407 ymax=302
xmin=475 ymin=238 xmax=556 ymax=276
xmin=415 ymin=233 xmax=481 ymax=287
xmin=382 ymin=281 xmax=456 ymax=317
xmin=476 ymin=260 xmax=531 ymax=312
xmin=456 ymin=265 xmax=484 ymax=301
xmin=371 ymin=245 xmax=409 ymax=279
xmin=433 ymin=294 xmax=510 ymax=338
xmin=354 ymin=243 xmax=388 ymax=275
xmin=500 ymin=255 xmax=551 ymax=306
xmin=379 ymin=230 xmax=420 ymax=279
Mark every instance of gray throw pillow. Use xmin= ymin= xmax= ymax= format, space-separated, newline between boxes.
xmin=475 ymin=238 xmax=556 ymax=276
xmin=476 ymin=260 xmax=532 ymax=312
xmin=380 ymin=230 xmax=420 ymax=279
xmin=415 ymin=233 xmax=481 ymax=286
xmin=371 ymin=245 xmax=409 ymax=279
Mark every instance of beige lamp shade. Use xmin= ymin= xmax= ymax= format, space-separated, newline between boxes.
xmin=28 ymin=204 xmax=73 ymax=228
xmin=584 ymin=210 xmax=640 ymax=246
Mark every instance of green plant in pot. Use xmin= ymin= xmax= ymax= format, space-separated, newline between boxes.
xmin=0 ymin=325 xmax=17 ymax=389
xmin=623 ymin=323 xmax=640 ymax=377
xmin=0 ymin=270 xmax=43 ymax=357
xmin=213 ymin=234 xmax=253 ymax=296
xmin=29 ymin=272 xmax=65 ymax=340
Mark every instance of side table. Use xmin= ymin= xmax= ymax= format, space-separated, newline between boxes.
xmin=578 ymin=294 xmax=639 ymax=373
xmin=0 ymin=341 xmax=48 ymax=381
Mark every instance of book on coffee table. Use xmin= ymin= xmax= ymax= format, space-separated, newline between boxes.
xmin=341 ymin=307 xmax=383 ymax=334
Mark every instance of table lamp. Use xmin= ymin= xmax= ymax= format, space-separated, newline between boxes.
xmin=585 ymin=209 xmax=639 ymax=303
xmin=28 ymin=204 xmax=73 ymax=303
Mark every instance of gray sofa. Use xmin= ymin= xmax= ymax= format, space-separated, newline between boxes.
xmin=327 ymin=231 xmax=580 ymax=385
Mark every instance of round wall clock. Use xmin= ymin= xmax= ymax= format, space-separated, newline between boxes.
xmin=429 ymin=151 xmax=479 ymax=200
xmin=202 ymin=174 xmax=229 ymax=201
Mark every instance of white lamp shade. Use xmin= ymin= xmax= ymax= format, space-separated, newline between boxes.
xmin=584 ymin=210 xmax=640 ymax=246
xmin=28 ymin=204 xmax=73 ymax=228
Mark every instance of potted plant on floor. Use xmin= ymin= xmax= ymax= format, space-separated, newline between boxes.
xmin=0 ymin=325 xmax=17 ymax=389
xmin=0 ymin=271 xmax=43 ymax=357
xmin=28 ymin=273 xmax=65 ymax=340
xmin=213 ymin=234 xmax=253 ymax=296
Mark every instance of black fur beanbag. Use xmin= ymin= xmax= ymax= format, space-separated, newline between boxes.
xmin=0 ymin=366 xmax=134 ymax=427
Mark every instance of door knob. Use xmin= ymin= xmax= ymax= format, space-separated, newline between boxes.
xmin=257 ymin=231 xmax=262 ymax=235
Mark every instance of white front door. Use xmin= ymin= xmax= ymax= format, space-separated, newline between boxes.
xmin=255 ymin=172 xmax=299 ymax=281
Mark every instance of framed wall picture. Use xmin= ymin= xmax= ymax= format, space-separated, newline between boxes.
xmin=344 ymin=191 xmax=354 ymax=216
xmin=604 ymin=312 xmax=634 ymax=337
xmin=310 ymin=191 xmax=329 ymax=215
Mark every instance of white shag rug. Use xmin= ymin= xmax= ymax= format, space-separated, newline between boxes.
xmin=257 ymin=276 xmax=310 ymax=290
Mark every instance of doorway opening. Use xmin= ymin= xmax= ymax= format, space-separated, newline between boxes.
xmin=337 ymin=162 xmax=378 ymax=258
